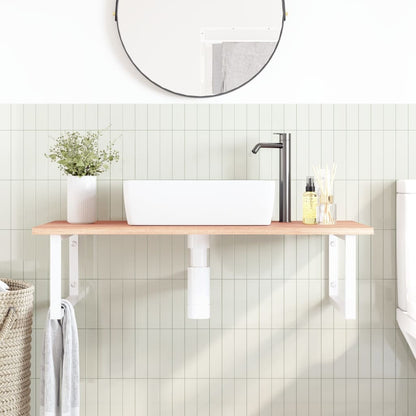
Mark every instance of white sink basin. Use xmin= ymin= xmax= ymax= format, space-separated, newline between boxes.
xmin=123 ymin=180 xmax=275 ymax=225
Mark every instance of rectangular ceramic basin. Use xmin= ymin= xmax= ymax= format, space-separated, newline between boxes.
xmin=123 ymin=180 xmax=275 ymax=225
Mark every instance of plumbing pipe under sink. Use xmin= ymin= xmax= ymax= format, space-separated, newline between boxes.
xmin=188 ymin=235 xmax=210 ymax=319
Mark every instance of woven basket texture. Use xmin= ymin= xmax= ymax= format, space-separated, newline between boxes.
xmin=0 ymin=279 xmax=34 ymax=416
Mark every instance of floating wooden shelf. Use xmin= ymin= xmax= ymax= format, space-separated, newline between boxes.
xmin=32 ymin=219 xmax=373 ymax=321
xmin=32 ymin=220 xmax=374 ymax=236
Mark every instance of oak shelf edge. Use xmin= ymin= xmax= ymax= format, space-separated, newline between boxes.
xmin=32 ymin=220 xmax=374 ymax=236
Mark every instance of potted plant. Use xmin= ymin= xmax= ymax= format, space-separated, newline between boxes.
xmin=46 ymin=130 xmax=119 ymax=223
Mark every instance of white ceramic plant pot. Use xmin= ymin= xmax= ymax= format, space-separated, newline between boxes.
xmin=67 ymin=176 xmax=97 ymax=223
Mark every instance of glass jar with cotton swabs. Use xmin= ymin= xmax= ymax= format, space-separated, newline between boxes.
xmin=313 ymin=164 xmax=337 ymax=225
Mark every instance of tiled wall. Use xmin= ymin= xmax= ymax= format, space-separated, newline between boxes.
xmin=1 ymin=104 xmax=416 ymax=415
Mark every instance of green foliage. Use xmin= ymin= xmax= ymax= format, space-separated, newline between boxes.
xmin=45 ymin=130 xmax=120 ymax=177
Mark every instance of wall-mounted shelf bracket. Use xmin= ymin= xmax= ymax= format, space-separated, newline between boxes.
xmin=50 ymin=234 xmax=86 ymax=319
xmin=328 ymin=234 xmax=357 ymax=319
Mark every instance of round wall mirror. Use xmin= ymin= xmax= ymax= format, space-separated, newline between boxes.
xmin=115 ymin=0 xmax=286 ymax=97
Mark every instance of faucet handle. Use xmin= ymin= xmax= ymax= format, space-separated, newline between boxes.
xmin=273 ymin=132 xmax=290 ymax=143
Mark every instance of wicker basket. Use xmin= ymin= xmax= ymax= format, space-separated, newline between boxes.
xmin=0 ymin=279 xmax=34 ymax=416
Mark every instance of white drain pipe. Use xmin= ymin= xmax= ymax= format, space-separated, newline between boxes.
xmin=187 ymin=235 xmax=210 ymax=319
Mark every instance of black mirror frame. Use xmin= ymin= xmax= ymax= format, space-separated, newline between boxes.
xmin=115 ymin=0 xmax=286 ymax=98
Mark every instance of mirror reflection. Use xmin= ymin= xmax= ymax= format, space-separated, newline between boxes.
xmin=116 ymin=0 xmax=285 ymax=96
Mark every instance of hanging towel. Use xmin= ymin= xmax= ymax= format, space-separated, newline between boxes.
xmin=40 ymin=299 xmax=80 ymax=416
xmin=212 ymin=41 xmax=276 ymax=94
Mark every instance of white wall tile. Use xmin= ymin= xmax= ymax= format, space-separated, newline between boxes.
xmin=10 ymin=104 xmax=24 ymax=130
xmin=284 ymin=104 xmax=296 ymax=131
xmin=309 ymin=105 xmax=321 ymax=131
xmin=97 ymin=379 xmax=110 ymax=416
xmin=296 ymin=131 xmax=309 ymax=180
xmin=196 ymin=105 xmax=209 ymax=130
xmin=148 ymin=379 xmax=161 ymax=415
xmin=271 ymin=104 xmax=285 ymax=131
xmin=321 ymin=105 xmax=334 ymax=130
xmin=296 ymin=329 xmax=309 ymax=377
xmin=296 ymin=104 xmax=309 ymax=130
xmin=409 ymin=105 xmax=416 ymax=130
xmin=0 ymin=181 xmax=10 ymax=229
xmin=196 ymin=379 xmax=209 ymax=416
xmin=233 ymin=104 xmax=246 ymax=131
xmin=321 ymin=379 xmax=334 ymax=416
xmin=333 ymin=379 xmax=346 ymax=415
xmin=259 ymin=104 xmax=272 ymax=130
xmin=384 ymin=104 xmax=396 ymax=130
xmin=208 ymin=105 xmax=222 ymax=131
xmin=148 ymin=131 xmax=161 ymax=179
xmin=382 ymin=380 xmax=395 ymax=416
xmin=0 ymin=104 xmax=10 ymax=130
xmin=109 ymin=132 xmax=123 ymax=180
xmin=23 ymin=131 xmax=36 ymax=180
xmin=308 ymin=329 xmax=321 ymax=378
xmin=110 ymin=105 xmax=123 ymax=130
xmin=284 ymin=330 xmax=297 ymax=379
xmin=58 ymin=105 xmax=72 ymax=130
xmin=308 ymin=131 xmax=321 ymax=173
xmin=247 ymin=104 xmax=260 ymax=130
xmin=409 ymin=131 xmax=416 ymax=179
xmin=83 ymin=104 xmax=98 ymax=130
xmin=222 ymin=105 xmax=235 ymax=131
xmin=222 ymin=131 xmax=235 ymax=179
xmin=359 ymin=105 xmax=371 ymax=130
xmin=321 ymin=131 xmax=334 ymax=167
xmin=371 ymin=131 xmax=384 ymax=179
xmin=147 ymin=104 xmax=160 ymax=131
xmin=135 ymin=104 xmax=148 ymax=130
xmin=346 ymin=131 xmax=359 ymax=179
xmin=384 ymin=131 xmax=396 ymax=179
xmin=334 ymin=104 xmax=346 ymax=130
xmin=0 ymin=131 xmax=11 ymax=179
xmin=334 ymin=131 xmax=346 ymax=180
xmin=120 ymin=104 xmax=135 ymax=130
xmin=396 ymin=105 xmax=408 ymax=130
xmin=22 ymin=104 xmax=36 ymax=130
xmin=371 ymin=104 xmax=384 ymax=130
xmin=384 ymin=328 xmax=396 ymax=378
xmin=70 ymin=104 xmax=85 ymax=131
xmin=396 ymin=131 xmax=409 ymax=179
xmin=184 ymin=104 xmax=197 ymax=130
xmin=346 ymin=104 xmax=359 ymax=130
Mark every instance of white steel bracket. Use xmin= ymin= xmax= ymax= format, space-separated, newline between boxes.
xmin=48 ymin=232 xmax=358 ymax=321
xmin=328 ymin=234 xmax=357 ymax=320
xmin=49 ymin=234 xmax=84 ymax=319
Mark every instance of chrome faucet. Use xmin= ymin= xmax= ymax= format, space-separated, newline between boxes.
xmin=252 ymin=133 xmax=291 ymax=222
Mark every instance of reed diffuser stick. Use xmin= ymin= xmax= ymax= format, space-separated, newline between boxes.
xmin=313 ymin=163 xmax=337 ymax=224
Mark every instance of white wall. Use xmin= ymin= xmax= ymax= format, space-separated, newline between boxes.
xmin=1 ymin=103 xmax=416 ymax=415
xmin=1 ymin=0 xmax=415 ymax=102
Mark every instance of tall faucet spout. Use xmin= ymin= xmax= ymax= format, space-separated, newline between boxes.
xmin=251 ymin=142 xmax=283 ymax=154
xmin=251 ymin=133 xmax=291 ymax=222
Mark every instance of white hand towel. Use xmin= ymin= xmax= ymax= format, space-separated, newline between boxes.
xmin=40 ymin=299 xmax=80 ymax=416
